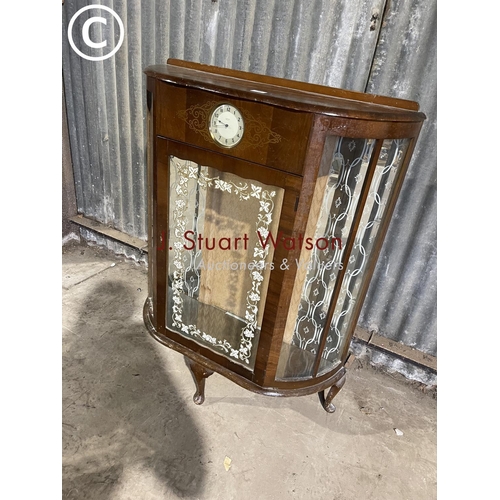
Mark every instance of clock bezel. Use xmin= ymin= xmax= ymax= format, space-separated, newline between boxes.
xmin=208 ymin=103 xmax=245 ymax=149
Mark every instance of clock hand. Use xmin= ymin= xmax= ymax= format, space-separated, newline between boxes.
xmin=218 ymin=120 xmax=229 ymax=128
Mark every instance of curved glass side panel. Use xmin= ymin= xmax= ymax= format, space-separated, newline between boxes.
xmin=276 ymin=136 xmax=375 ymax=380
xmin=318 ymin=138 xmax=410 ymax=374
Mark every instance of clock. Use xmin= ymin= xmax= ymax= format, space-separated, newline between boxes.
xmin=209 ymin=103 xmax=244 ymax=148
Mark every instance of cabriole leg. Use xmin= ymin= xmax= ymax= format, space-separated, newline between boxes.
xmin=319 ymin=373 xmax=347 ymax=413
xmin=185 ymin=357 xmax=214 ymax=405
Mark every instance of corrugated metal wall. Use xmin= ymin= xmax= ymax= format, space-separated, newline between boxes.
xmin=361 ymin=0 xmax=437 ymax=355
xmin=62 ymin=0 xmax=436 ymax=356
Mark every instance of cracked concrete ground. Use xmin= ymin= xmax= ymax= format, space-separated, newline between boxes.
xmin=62 ymin=243 xmax=436 ymax=500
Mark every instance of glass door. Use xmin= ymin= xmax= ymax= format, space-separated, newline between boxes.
xmin=165 ymin=152 xmax=285 ymax=370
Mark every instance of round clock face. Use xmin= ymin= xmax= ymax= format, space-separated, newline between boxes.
xmin=209 ymin=104 xmax=244 ymax=148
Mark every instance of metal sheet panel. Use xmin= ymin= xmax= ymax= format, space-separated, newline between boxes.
xmin=361 ymin=0 xmax=437 ymax=355
xmin=62 ymin=0 xmax=436 ymax=355
xmin=62 ymin=0 xmax=386 ymax=235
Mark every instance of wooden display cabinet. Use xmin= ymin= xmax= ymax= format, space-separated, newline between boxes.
xmin=143 ymin=59 xmax=425 ymax=412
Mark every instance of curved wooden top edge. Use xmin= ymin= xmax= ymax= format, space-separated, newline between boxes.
xmin=167 ymin=58 xmax=420 ymax=111
xmin=144 ymin=60 xmax=426 ymax=123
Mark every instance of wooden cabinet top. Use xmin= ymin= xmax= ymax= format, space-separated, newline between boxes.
xmin=145 ymin=59 xmax=426 ymax=123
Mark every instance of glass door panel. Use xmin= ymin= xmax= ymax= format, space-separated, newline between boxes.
xmin=166 ymin=155 xmax=284 ymax=370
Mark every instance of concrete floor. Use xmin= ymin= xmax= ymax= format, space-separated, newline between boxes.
xmin=62 ymin=243 xmax=436 ymax=500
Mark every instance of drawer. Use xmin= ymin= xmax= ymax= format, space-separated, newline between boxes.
xmin=154 ymin=81 xmax=312 ymax=176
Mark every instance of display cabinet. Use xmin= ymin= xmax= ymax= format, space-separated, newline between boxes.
xmin=143 ymin=59 xmax=425 ymax=412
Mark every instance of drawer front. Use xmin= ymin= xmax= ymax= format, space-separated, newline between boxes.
xmin=155 ymin=81 xmax=311 ymax=176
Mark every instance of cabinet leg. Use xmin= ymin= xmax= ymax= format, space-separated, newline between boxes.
xmin=185 ymin=357 xmax=214 ymax=405
xmin=319 ymin=373 xmax=347 ymax=413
